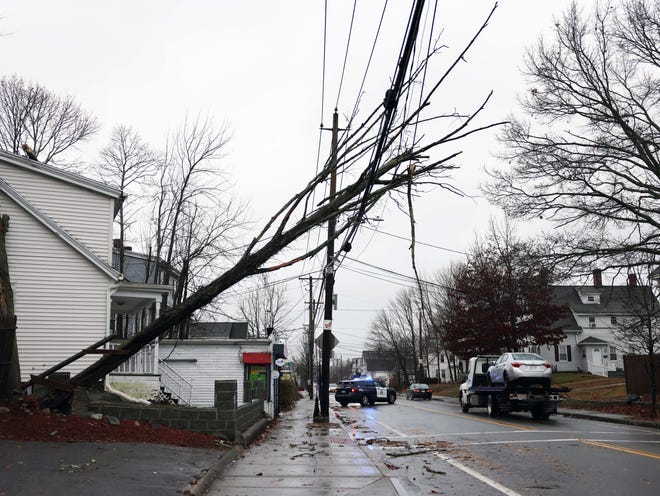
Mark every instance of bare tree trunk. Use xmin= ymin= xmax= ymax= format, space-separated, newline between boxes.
xmin=0 ymin=214 xmax=20 ymax=399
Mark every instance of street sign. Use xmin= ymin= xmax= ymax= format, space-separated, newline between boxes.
xmin=315 ymin=331 xmax=339 ymax=351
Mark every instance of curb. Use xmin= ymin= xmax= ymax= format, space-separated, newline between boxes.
xmin=559 ymin=411 xmax=660 ymax=430
xmin=240 ymin=418 xmax=271 ymax=447
xmin=190 ymin=445 xmax=243 ymax=496
xmin=190 ymin=417 xmax=272 ymax=495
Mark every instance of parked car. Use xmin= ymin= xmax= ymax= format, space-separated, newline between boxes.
xmin=487 ymin=352 xmax=552 ymax=387
xmin=406 ymin=383 xmax=432 ymax=400
xmin=328 ymin=383 xmax=338 ymax=394
xmin=334 ymin=378 xmax=397 ymax=407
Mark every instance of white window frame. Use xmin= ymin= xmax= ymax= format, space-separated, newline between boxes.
xmin=558 ymin=345 xmax=568 ymax=362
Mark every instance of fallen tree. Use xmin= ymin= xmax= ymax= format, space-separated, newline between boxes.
xmin=70 ymin=3 xmax=503 ymax=388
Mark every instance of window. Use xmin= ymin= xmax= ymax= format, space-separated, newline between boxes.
xmin=441 ymin=369 xmax=446 ymax=381
xmin=610 ymin=316 xmax=617 ymax=325
xmin=587 ymin=295 xmax=595 ymax=302
xmin=559 ymin=345 xmax=568 ymax=361
xmin=555 ymin=344 xmax=572 ymax=362
xmin=529 ymin=346 xmax=541 ymax=355
xmin=610 ymin=348 xmax=618 ymax=361
xmin=588 ymin=316 xmax=596 ymax=328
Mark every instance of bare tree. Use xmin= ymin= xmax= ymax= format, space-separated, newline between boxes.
xmin=0 ymin=74 xmax=98 ymax=164
xmin=485 ymin=1 xmax=660 ymax=271
xmin=69 ymin=4 xmax=504 ymax=387
xmin=94 ymin=125 xmax=158 ymax=272
xmin=370 ymin=307 xmax=414 ymax=386
xmin=232 ymin=274 xmax=296 ymax=341
xmin=369 ymin=288 xmax=425 ymax=385
xmin=614 ymin=263 xmax=660 ymax=417
xmin=146 ymin=114 xmax=246 ymax=337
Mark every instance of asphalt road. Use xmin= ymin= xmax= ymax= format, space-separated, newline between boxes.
xmin=332 ymin=397 xmax=660 ymax=496
xmin=0 ymin=440 xmax=221 ymax=496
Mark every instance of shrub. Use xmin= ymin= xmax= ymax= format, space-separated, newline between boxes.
xmin=279 ymin=377 xmax=299 ymax=411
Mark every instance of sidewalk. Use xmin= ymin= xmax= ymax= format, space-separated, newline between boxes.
xmin=200 ymin=398 xmax=402 ymax=496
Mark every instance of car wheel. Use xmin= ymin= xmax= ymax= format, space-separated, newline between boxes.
xmin=460 ymin=393 xmax=469 ymax=413
xmin=360 ymin=394 xmax=370 ymax=407
xmin=487 ymin=395 xmax=499 ymax=418
xmin=387 ymin=392 xmax=396 ymax=404
xmin=339 ymin=401 xmax=348 ymax=407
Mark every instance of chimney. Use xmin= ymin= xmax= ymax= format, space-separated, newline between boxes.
xmin=628 ymin=274 xmax=638 ymax=286
xmin=593 ymin=269 xmax=602 ymax=288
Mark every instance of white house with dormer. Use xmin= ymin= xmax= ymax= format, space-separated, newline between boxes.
xmin=531 ymin=270 xmax=656 ymax=377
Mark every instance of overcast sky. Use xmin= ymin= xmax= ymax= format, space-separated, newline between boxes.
xmin=2 ymin=0 xmax=577 ymax=359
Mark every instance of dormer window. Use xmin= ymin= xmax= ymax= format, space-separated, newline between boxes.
xmin=577 ymin=289 xmax=600 ymax=304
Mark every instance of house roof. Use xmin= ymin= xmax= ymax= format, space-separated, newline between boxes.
xmin=362 ymin=350 xmax=396 ymax=372
xmin=551 ymin=285 xmax=657 ymax=315
xmin=0 ymin=177 xmax=120 ymax=281
xmin=187 ymin=322 xmax=249 ymax=339
xmin=0 ymin=150 xmax=122 ymax=214
xmin=577 ymin=335 xmax=611 ymax=345
xmin=112 ymin=248 xmax=180 ymax=283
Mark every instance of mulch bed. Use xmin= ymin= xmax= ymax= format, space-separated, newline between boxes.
xmin=0 ymin=403 xmax=222 ymax=449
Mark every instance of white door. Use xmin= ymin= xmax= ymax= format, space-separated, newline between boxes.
xmin=592 ymin=347 xmax=602 ymax=366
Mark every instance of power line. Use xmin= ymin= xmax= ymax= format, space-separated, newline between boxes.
xmin=360 ymin=225 xmax=467 ymax=255
xmin=344 ymin=255 xmax=447 ymax=288
xmin=335 ymin=0 xmax=358 ymax=109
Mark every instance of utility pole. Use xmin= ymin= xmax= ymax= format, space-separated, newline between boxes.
xmin=319 ymin=110 xmax=339 ymax=421
xmin=307 ymin=275 xmax=314 ymax=399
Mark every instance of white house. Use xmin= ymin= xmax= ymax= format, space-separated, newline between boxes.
xmin=0 ymin=150 xmax=122 ymax=382
xmin=0 ymin=151 xmax=175 ymax=394
xmin=159 ymin=322 xmax=277 ymax=417
xmin=532 ymin=270 xmax=656 ymax=377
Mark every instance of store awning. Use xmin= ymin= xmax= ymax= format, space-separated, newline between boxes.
xmin=242 ymin=352 xmax=271 ymax=364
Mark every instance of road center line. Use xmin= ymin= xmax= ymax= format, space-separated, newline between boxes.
xmin=406 ymin=403 xmax=535 ymax=431
xmin=434 ymin=452 xmax=523 ymax=496
xmin=581 ymin=439 xmax=660 ymax=460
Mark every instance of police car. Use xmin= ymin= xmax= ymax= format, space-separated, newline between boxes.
xmin=334 ymin=377 xmax=397 ymax=407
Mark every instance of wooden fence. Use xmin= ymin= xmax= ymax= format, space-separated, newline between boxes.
xmin=623 ymin=354 xmax=660 ymax=395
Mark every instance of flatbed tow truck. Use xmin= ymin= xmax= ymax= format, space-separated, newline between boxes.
xmin=458 ymin=355 xmax=570 ymax=420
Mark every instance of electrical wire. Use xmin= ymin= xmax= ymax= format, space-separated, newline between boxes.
xmin=350 ymin=0 xmax=389 ymax=120
xmin=335 ymin=0 xmax=358 ymax=109
xmin=360 ymin=225 xmax=467 ymax=255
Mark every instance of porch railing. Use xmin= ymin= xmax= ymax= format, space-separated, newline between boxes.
xmin=111 ymin=341 xmax=156 ymax=375
xmin=158 ymin=359 xmax=193 ymax=405
xmin=586 ymin=360 xmax=610 ymax=377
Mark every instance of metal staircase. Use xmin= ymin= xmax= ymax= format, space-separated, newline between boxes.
xmin=157 ymin=359 xmax=193 ymax=405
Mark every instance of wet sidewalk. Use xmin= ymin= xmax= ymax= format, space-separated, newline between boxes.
xmin=203 ymin=398 xmax=402 ymax=496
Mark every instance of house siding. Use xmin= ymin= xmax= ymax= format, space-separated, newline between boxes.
xmin=0 ymin=161 xmax=114 ymax=262
xmin=1 ymin=191 xmax=112 ymax=380
xmin=159 ymin=341 xmax=270 ymax=407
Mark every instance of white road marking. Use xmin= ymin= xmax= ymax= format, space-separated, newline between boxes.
xmin=434 ymin=452 xmax=524 ymax=496
xmin=366 ymin=416 xmax=408 ymax=437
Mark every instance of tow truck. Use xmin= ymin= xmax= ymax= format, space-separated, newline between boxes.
xmin=458 ymin=355 xmax=570 ymax=420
